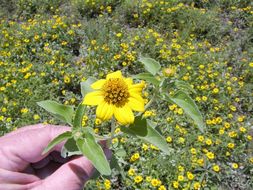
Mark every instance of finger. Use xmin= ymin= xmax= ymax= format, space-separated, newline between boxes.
xmin=0 ymin=168 xmax=40 ymax=185
xmin=0 ymin=124 xmax=70 ymax=172
xmin=2 ymin=124 xmax=46 ymax=139
xmin=39 ymin=149 xmax=112 ymax=190
xmin=0 ymin=182 xmax=40 ymax=190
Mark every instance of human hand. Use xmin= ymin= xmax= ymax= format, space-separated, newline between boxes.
xmin=0 ymin=124 xmax=111 ymax=190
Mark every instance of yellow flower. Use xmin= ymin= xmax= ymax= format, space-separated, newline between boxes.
xmin=83 ymin=71 xmax=145 ymax=125
xmin=134 ymin=175 xmax=143 ymax=183
xmin=193 ymin=182 xmax=201 ymax=190
xmin=159 ymin=185 xmax=167 ymax=190
xmin=177 ymin=175 xmax=184 ymax=181
xmin=128 ymin=168 xmax=135 ymax=176
xmin=104 ymin=179 xmax=111 ymax=190
xmin=232 ymin=163 xmax=238 ymax=169
xmin=227 ymin=143 xmax=235 ymax=149
xmin=151 ymin=179 xmax=161 ymax=187
xmin=64 ymin=75 xmax=71 ymax=84
xmin=166 ymin=136 xmax=173 ymax=143
xmin=172 ymin=181 xmax=179 ymax=189
xmin=212 ymin=164 xmax=220 ymax=172
xmin=206 ymin=152 xmax=215 ymax=160
xmin=187 ymin=172 xmax=194 ymax=180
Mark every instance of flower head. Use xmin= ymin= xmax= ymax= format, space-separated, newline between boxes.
xmin=83 ymin=71 xmax=145 ymax=125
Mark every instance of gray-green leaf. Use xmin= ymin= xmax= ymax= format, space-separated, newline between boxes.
xmin=139 ymin=56 xmax=161 ymax=75
xmin=132 ymin=73 xmax=160 ymax=86
xmin=42 ymin=131 xmax=72 ymax=155
xmin=170 ymin=90 xmax=205 ymax=132
xmin=175 ymin=80 xmax=196 ymax=94
xmin=80 ymin=77 xmax=96 ymax=97
xmin=121 ymin=117 xmax=172 ymax=154
xmin=61 ymin=138 xmax=82 ymax=158
xmin=37 ymin=100 xmax=74 ymax=125
xmin=76 ymin=132 xmax=111 ymax=176
xmin=73 ymin=104 xmax=86 ymax=129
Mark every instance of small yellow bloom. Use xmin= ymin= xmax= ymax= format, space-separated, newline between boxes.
xmin=128 ymin=168 xmax=135 ymax=176
xmin=212 ymin=88 xmax=219 ymax=94
xmin=151 ymin=179 xmax=161 ymax=187
xmin=166 ymin=136 xmax=173 ymax=143
xmin=206 ymin=152 xmax=215 ymax=160
xmin=64 ymin=75 xmax=71 ymax=84
xmin=83 ymin=71 xmax=145 ymax=125
xmin=21 ymin=108 xmax=29 ymax=114
xmin=212 ymin=165 xmax=220 ymax=172
xmin=177 ymin=175 xmax=184 ymax=181
xmin=134 ymin=175 xmax=143 ymax=183
xmin=193 ymin=182 xmax=201 ymax=190
xmin=158 ymin=185 xmax=166 ymax=190
xmin=33 ymin=114 xmax=40 ymax=120
xmin=104 ymin=179 xmax=111 ymax=190
xmin=187 ymin=172 xmax=194 ymax=180
xmin=232 ymin=163 xmax=238 ymax=169
xmin=227 ymin=143 xmax=235 ymax=149
xmin=163 ymin=67 xmax=176 ymax=77
xmin=172 ymin=181 xmax=179 ymax=189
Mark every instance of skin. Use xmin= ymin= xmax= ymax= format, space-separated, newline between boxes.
xmin=0 ymin=124 xmax=111 ymax=190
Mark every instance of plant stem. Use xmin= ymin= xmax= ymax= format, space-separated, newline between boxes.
xmin=107 ymin=118 xmax=116 ymax=148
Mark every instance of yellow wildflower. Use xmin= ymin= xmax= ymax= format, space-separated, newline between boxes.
xmin=83 ymin=71 xmax=145 ymax=125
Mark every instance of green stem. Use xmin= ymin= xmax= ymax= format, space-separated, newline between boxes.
xmin=137 ymin=90 xmax=158 ymax=117
xmin=107 ymin=119 xmax=116 ymax=148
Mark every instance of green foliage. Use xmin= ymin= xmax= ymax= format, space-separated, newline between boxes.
xmin=168 ymin=91 xmax=205 ymax=132
xmin=80 ymin=77 xmax=96 ymax=97
xmin=132 ymin=73 xmax=160 ymax=86
xmin=76 ymin=129 xmax=111 ymax=176
xmin=121 ymin=116 xmax=173 ymax=154
xmin=42 ymin=131 xmax=72 ymax=154
xmin=37 ymin=100 xmax=74 ymax=125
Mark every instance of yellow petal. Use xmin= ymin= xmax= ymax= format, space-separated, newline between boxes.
xmin=129 ymin=92 xmax=144 ymax=103
xmin=91 ymin=79 xmax=106 ymax=89
xmin=96 ymin=101 xmax=113 ymax=121
xmin=129 ymin=82 xmax=145 ymax=93
xmin=124 ymin=78 xmax=133 ymax=86
xmin=114 ymin=105 xmax=134 ymax=125
xmin=106 ymin=70 xmax=122 ymax=79
xmin=83 ymin=91 xmax=104 ymax=105
xmin=127 ymin=97 xmax=145 ymax=112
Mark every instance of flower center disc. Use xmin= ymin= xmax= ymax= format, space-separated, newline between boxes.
xmin=103 ymin=78 xmax=130 ymax=107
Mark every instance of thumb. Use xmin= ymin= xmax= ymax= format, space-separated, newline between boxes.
xmin=35 ymin=149 xmax=112 ymax=190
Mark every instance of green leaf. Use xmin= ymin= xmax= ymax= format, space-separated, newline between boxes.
xmin=139 ymin=56 xmax=161 ymax=75
xmin=175 ymin=80 xmax=196 ymax=94
xmin=132 ymin=73 xmax=160 ymax=86
xmin=121 ymin=117 xmax=172 ymax=154
xmin=80 ymin=77 xmax=96 ymax=97
xmin=37 ymin=100 xmax=74 ymax=125
xmin=42 ymin=131 xmax=72 ymax=155
xmin=73 ymin=104 xmax=86 ymax=128
xmin=115 ymin=148 xmax=127 ymax=158
xmin=61 ymin=138 xmax=82 ymax=158
xmin=170 ymin=90 xmax=205 ymax=132
xmin=76 ymin=131 xmax=111 ymax=176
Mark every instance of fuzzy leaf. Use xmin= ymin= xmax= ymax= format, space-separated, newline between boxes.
xmin=121 ymin=117 xmax=172 ymax=154
xmin=42 ymin=131 xmax=72 ymax=155
xmin=76 ymin=132 xmax=111 ymax=176
xmin=37 ymin=100 xmax=74 ymax=125
xmin=132 ymin=73 xmax=160 ymax=86
xmin=139 ymin=56 xmax=161 ymax=75
xmin=170 ymin=90 xmax=205 ymax=132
